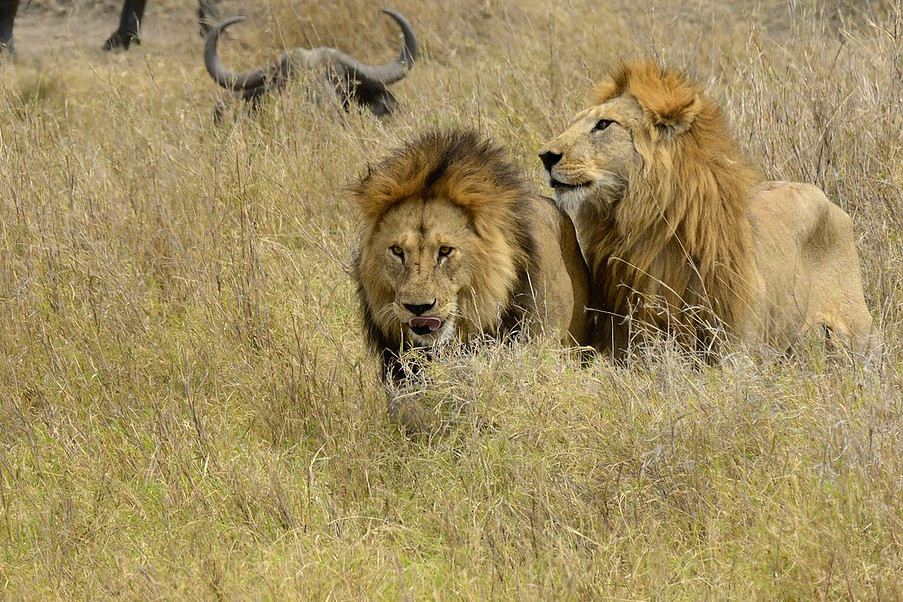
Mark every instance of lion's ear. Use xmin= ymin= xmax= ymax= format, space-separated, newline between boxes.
xmin=637 ymin=82 xmax=703 ymax=137
xmin=649 ymin=92 xmax=702 ymax=136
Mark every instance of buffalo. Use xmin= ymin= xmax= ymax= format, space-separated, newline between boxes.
xmin=204 ymin=8 xmax=418 ymax=121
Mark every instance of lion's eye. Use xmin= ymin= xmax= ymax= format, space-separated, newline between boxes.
xmin=593 ymin=119 xmax=613 ymax=132
xmin=437 ymin=245 xmax=454 ymax=260
xmin=390 ymin=245 xmax=405 ymax=261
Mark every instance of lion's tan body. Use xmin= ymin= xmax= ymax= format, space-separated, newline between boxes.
xmin=352 ymin=130 xmax=590 ymax=382
xmin=745 ymin=181 xmax=873 ymax=351
xmin=538 ymin=60 xmax=872 ymax=357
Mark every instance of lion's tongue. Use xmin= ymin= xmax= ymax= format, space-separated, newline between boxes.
xmin=408 ymin=316 xmax=443 ymax=332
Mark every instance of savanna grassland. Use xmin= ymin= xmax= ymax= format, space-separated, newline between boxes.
xmin=1 ymin=0 xmax=902 ymax=598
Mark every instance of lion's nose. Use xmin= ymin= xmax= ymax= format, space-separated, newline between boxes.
xmin=403 ymin=301 xmax=436 ymax=316
xmin=539 ymin=150 xmax=562 ymax=172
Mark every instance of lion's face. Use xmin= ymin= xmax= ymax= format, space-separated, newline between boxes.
xmin=538 ymin=96 xmax=645 ymax=215
xmin=361 ymin=197 xmax=484 ymax=347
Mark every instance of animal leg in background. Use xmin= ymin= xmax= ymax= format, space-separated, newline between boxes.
xmin=102 ymin=0 xmax=147 ymax=51
xmin=0 ymin=0 xmax=19 ymax=54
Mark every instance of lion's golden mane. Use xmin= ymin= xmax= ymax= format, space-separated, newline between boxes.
xmin=595 ymin=61 xmax=757 ymax=351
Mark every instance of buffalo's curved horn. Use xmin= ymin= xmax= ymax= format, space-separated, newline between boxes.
xmin=204 ymin=16 xmax=270 ymax=91
xmin=204 ymin=8 xmax=418 ymax=94
xmin=332 ymin=9 xmax=419 ymax=85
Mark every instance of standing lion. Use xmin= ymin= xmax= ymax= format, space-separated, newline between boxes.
xmin=351 ymin=130 xmax=590 ymax=398
xmin=539 ymin=60 xmax=873 ymax=359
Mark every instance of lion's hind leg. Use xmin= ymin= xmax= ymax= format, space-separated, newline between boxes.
xmin=801 ymin=192 xmax=874 ymax=357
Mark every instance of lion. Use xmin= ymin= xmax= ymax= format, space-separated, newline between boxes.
xmin=538 ymin=59 xmax=873 ymax=359
xmin=351 ymin=129 xmax=591 ymax=393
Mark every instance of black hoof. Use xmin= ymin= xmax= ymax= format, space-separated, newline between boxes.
xmin=102 ymin=30 xmax=140 ymax=51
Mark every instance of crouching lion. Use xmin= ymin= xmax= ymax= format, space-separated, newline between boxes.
xmin=351 ymin=130 xmax=590 ymax=423
xmin=539 ymin=59 xmax=873 ymax=359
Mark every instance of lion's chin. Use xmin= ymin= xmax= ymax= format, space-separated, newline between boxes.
xmin=551 ymin=181 xmax=594 ymax=214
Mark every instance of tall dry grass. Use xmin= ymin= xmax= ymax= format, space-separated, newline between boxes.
xmin=1 ymin=0 xmax=901 ymax=598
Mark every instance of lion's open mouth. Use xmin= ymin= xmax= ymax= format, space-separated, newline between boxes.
xmin=408 ymin=316 xmax=444 ymax=336
xmin=550 ymin=178 xmax=590 ymax=193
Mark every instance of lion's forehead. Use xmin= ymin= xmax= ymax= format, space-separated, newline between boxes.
xmin=571 ymin=104 xmax=611 ymax=124
xmin=379 ymin=198 xmax=473 ymax=246
xmin=569 ymin=96 xmax=642 ymax=130
xmin=571 ymin=106 xmax=597 ymax=123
